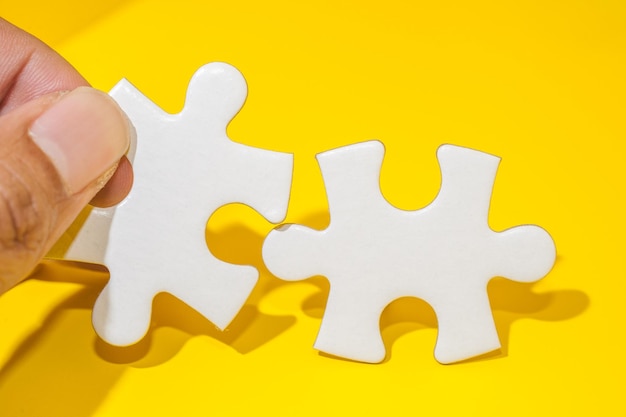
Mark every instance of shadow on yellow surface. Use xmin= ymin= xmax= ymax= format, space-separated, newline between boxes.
xmin=95 ymin=290 xmax=296 ymax=367
xmin=0 ymin=209 xmax=590 ymax=415
xmin=0 ymin=267 xmax=120 ymax=417
xmin=0 ymin=256 xmax=589 ymax=416
xmin=0 ymin=261 xmax=296 ymax=416
xmin=488 ymin=275 xmax=589 ymax=356
xmin=298 ymin=259 xmax=589 ymax=363
xmin=209 ymin=207 xmax=590 ymax=364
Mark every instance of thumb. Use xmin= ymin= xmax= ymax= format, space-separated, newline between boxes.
xmin=0 ymin=87 xmax=131 ymax=293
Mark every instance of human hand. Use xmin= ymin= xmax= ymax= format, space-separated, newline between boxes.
xmin=0 ymin=18 xmax=133 ymax=294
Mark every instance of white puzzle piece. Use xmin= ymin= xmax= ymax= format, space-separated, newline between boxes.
xmin=59 ymin=62 xmax=293 ymax=346
xmin=262 ymin=141 xmax=555 ymax=364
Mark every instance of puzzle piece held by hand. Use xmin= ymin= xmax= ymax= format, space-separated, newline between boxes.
xmin=59 ymin=63 xmax=293 ymax=346
xmin=262 ymin=141 xmax=555 ymax=364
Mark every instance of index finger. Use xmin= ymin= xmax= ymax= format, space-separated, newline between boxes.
xmin=0 ymin=18 xmax=88 ymax=115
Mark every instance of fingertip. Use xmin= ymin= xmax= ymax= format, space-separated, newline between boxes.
xmin=29 ymin=87 xmax=132 ymax=195
xmin=90 ymin=156 xmax=134 ymax=208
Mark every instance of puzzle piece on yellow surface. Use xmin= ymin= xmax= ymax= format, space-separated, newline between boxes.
xmin=61 ymin=62 xmax=293 ymax=346
xmin=262 ymin=141 xmax=555 ymax=364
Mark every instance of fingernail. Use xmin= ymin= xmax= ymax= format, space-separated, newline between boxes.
xmin=29 ymin=87 xmax=132 ymax=194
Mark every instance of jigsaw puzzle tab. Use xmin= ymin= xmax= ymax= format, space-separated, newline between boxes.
xmin=262 ymin=140 xmax=555 ymax=364
xmin=61 ymin=62 xmax=293 ymax=346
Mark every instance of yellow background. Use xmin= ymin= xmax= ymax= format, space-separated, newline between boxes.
xmin=1 ymin=0 xmax=625 ymax=415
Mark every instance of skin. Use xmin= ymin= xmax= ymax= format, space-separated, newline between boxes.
xmin=0 ymin=18 xmax=133 ymax=293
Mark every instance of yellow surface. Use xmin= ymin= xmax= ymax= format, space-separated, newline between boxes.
xmin=1 ymin=1 xmax=624 ymax=415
